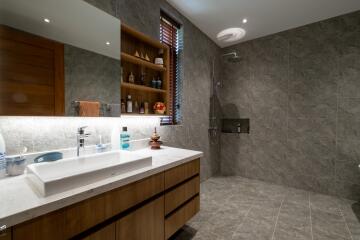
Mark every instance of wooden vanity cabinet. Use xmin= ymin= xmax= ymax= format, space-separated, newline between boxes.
xmin=11 ymin=159 xmax=200 ymax=240
xmin=164 ymin=159 xmax=200 ymax=239
xmin=0 ymin=229 xmax=12 ymax=240
xmin=82 ymin=223 xmax=116 ymax=240
xmin=116 ymin=196 xmax=164 ymax=240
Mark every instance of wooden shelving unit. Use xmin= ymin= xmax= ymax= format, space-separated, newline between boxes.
xmin=121 ymin=23 xmax=170 ymax=116
xmin=121 ymin=53 xmax=166 ymax=72
xmin=121 ymin=82 xmax=167 ymax=94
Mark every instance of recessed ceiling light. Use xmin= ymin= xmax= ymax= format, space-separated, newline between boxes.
xmin=242 ymin=18 xmax=248 ymax=24
xmin=106 ymin=41 xmax=110 ymax=45
xmin=217 ymin=28 xmax=246 ymax=43
xmin=44 ymin=18 xmax=50 ymax=23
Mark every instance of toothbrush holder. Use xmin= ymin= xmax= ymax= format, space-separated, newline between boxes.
xmin=6 ymin=156 xmax=26 ymax=176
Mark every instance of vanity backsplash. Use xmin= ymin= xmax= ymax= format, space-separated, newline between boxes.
xmin=0 ymin=116 xmax=161 ymax=179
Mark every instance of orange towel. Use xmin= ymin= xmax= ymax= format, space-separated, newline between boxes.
xmin=78 ymin=101 xmax=100 ymax=117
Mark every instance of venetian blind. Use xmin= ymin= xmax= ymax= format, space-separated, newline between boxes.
xmin=160 ymin=11 xmax=182 ymax=125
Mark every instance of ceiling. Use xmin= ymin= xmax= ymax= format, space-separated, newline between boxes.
xmin=0 ymin=0 xmax=120 ymax=59
xmin=167 ymin=0 xmax=360 ymax=47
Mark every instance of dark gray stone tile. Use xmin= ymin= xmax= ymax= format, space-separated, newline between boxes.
xmin=274 ymin=225 xmax=311 ymax=240
xmin=232 ymin=216 xmax=275 ymax=240
xmin=313 ymin=231 xmax=350 ymax=240
xmin=287 ymin=135 xmax=336 ymax=179
xmin=335 ymin=181 xmax=360 ymax=201
xmin=310 ymin=193 xmax=342 ymax=215
xmin=338 ymin=98 xmax=360 ymax=140
xmin=283 ymin=188 xmax=310 ymax=207
xmin=311 ymin=208 xmax=351 ymax=239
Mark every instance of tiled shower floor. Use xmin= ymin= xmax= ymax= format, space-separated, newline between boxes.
xmin=171 ymin=176 xmax=360 ymax=240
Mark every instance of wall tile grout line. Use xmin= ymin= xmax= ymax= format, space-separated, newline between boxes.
xmin=309 ymin=194 xmax=314 ymax=240
xmin=337 ymin=201 xmax=354 ymax=240
xmin=270 ymin=197 xmax=285 ymax=240
xmin=334 ymin=38 xmax=340 ymax=197
xmin=230 ymin=203 xmax=255 ymax=240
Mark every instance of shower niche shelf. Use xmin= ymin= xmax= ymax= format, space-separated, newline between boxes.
xmin=222 ymin=118 xmax=250 ymax=134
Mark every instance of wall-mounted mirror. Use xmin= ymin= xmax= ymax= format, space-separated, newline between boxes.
xmin=0 ymin=0 xmax=121 ymax=117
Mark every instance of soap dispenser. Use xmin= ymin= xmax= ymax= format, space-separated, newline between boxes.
xmin=120 ymin=127 xmax=130 ymax=150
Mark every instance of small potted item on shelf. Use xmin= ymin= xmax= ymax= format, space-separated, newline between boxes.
xmin=156 ymin=76 xmax=162 ymax=89
xmin=145 ymin=54 xmax=150 ymax=62
xmin=140 ymin=102 xmax=145 ymax=114
xmin=151 ymin=77 xmax=157 ymax=88
xmin=155 ymin=49 xmax=164 ymax=66
xmin=153 ymin=102 xmax=166 ymax=115
xmin=134 ymin=51 xmax=140 ymax=58
xmin=140 ymin=52 xmax=145 ymax=59
xmin=140 ymin=73 xmax=145 ymax=85
xmin=121 ymin=99 xmax=126 ymax=113
xmin=121 ymin=66 xmax=124 ymax=82
xmin=144 ymin=102 xmax=149 ymax=114
xmin=149 ymin=127 xmax=162 ymax=149
xmin=134 ymin=101 xmax=139 ymax=113
xmin=128 ymin=72 xmax=135 ymax=84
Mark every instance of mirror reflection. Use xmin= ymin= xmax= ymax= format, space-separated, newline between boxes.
xmin=0 ymin=0 xmax=121 ymax=117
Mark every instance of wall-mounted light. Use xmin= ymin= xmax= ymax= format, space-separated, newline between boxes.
xmin=44 ymin=18 xmax=50 ymax=23
xmin=106 ymin=41 xmax=110 ymax=45
xmin=242 ymin=18 xmax=247 ymax=24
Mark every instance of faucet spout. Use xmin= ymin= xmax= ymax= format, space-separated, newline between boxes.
xmin=76 ymin=126 xmax=90 ymax=157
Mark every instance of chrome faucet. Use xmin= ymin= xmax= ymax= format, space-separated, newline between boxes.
xmin=77 ymin=126 xmax=91 ymax=157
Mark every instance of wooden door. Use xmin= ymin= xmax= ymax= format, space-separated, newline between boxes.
xmin=0 ymin=24 xmax=64 ymax=116
xmin=116 ymin=196 xmax=164 ymax=240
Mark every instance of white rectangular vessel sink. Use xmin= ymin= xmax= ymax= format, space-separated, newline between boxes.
xmin=26 ymin=151 xmax=152 ymax=197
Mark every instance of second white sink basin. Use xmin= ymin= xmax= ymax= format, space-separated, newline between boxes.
xmin=26 ymin=150 xmax=152 ymax=197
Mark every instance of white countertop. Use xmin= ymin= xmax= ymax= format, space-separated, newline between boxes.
xmin=0 ymin=146 xmax=203 ymax=228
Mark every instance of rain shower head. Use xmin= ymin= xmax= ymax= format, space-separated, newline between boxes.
xmin=221 ymin=52 xmax=241 ymax=63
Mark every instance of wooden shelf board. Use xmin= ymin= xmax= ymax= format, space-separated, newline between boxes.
xmin=121 ymin=82 xmax=167 ymax=94
xmin=121 ymin=24 xmax=168 ymax=50
xmin=121 ymin=113 xmax=165 ymax=117
xmin=121 ymin=52 xmax=166 ymax=72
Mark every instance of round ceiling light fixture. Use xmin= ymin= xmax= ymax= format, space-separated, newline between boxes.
xmin=216 ymin=28 xmax=246 ymax=43
xmin=44 ymin=18 xmax=50 ymax=23
xmin=242 ymin=18 xmax=248 ymax=24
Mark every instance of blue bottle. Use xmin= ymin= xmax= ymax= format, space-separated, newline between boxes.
xmin=120 ymin=127 xmax=130 ymax=150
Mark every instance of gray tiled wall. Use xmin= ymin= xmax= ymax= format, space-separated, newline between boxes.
xmin=220 ymin=11 xmax=360 ymax=200
xmin=64 ymin=45 xmax=121 ymax=116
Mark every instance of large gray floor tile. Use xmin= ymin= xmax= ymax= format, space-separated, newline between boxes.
xmin=172 ymin=176 xmax=360 ymax=240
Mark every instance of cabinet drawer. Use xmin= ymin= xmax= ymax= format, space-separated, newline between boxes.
xmin=64 ymin=194 xmax=105 ymax=239
xmin=0 ymin=228 xmax=12 ymax=240
xmin=165 ymin=159 xmax=200 ymax=190
xmin=104 ymin=172 xmax=164 ymax=219
xmin=81 ymin=223 xmax=115 ymax=240
xmin=64 ymin=173 xmax=164 ymax=238
xmin=13 ymin=210 xmax=64 ymax=240
xmin=165 ymin=176 xmax=200 ymax=215
xmin=116 ymin=196 xmax=164 ymax=240
xmin=165 ymin=195 xmax=200 ymax=239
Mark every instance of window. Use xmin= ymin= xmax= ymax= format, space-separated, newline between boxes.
xmin=160 ymin=11 xmax=183 ymax=125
